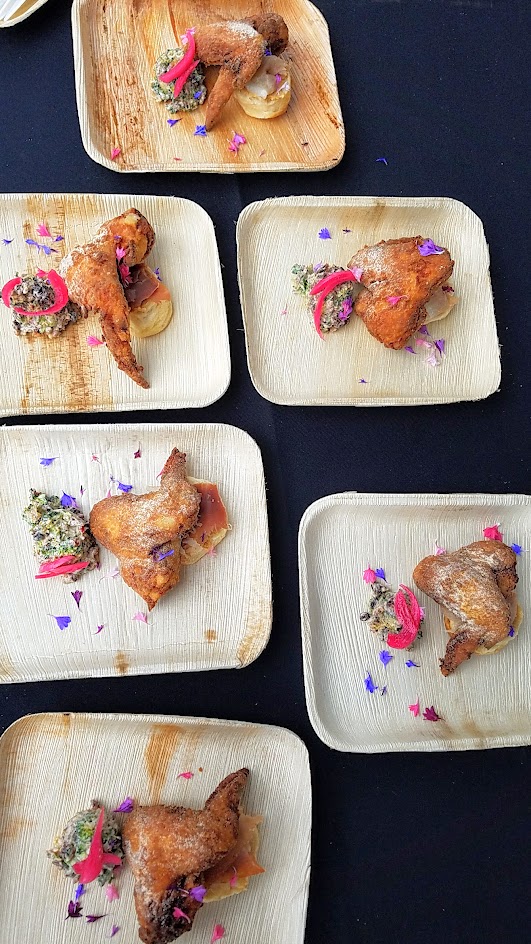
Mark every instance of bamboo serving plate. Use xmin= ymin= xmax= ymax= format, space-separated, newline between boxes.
xmin=0 ymin=712 xmax=311 ymax=944
xmin=299 ymin=493 xmax=531 ymax=752
xmin=0 ymin=423 xmax=271 ymax=683
xmin=237 ymin=195 xmax=501 ymax=406
xmin=0 ymin=192 xmax=230 ymax=416
xmin=71 ymin=0 xmax=345 ymax=173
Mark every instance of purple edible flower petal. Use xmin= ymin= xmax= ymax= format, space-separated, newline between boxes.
xmin=375 ymin=568 xmax=386 ymax=580
xmin=61 ymin=492 xmax=76 ymax=508
xmin=40 ymin=457 xmax=58 ymax=466
xmin=364 ymin=672 xmax=378 ymax=693
xmin=188 ymin=885 xmax=207 ymax=902
xmin=25 ymin=238 xmax=39 ymax=247
xmin=71 ymin=590 xmax=83 ymax=609
xmin=313 ymin=261 xmax=325 ymax=272
xmin=375 ymin=157 xmax=388 ymax=165
xmin=54 ymin=235 xmax=65 ymax=242
xmin=95 ymin=624 xmax=104 ymax=634
xmin=86 ymin=915 xmax=107 ymax=923
xmin=423 ymin=706 xmax=442 ymax=721
xmin=418 ymin=239 xmax=445 ymax=257
xmin=113 ymin=796 xmax=135 ymax=813
xmin=134 ymin=447 xmax=142 ymax=458
xmin=405 ymin=659 xmax=419 ymax=667
xmin=154 ymin=267 xmax=161 ymax=280
xmin=404 ymin=346 xmax=416 ymax=354
xmin=342 ymin=228 xmax=351 ymax=233
xmin=264 ymin=48 xmax=272 ymax=55
xmin=434 ymin=338 xmax=445 ymax=354
xmin=40 ymin=245 xmax=58 ymax=255
xmin=508 ymin=626 xmax=515 ymax=637
xmin=52 ymin=615 xmax=71 ymax=631
xmin=359 ymin=378 xmax=367 ymax=384
xmin=117 ymin=482 xmax=133 ymax=493
xmin=418 ymin=324 xmax=430 ymax=335
xmin=110 ymin=926 xmax=120 ymax=938
xmin=511 ymin=544 xmax=522 ymax=555
xmin=194 ymin=90 xmax=203 ymax=99
xmin=156 ymin=548 xmax=175 ymax=561
xmin=379 ymin=650 xmax=393 ymax=667
xmin=66 ymin=901 xmax=82 ymax=919
xmin=318 ymin=228 xmax=331 ymax=239
xmin=2 ymin=238 xmax=13 ymax=245
xmin=381 ymin=686 xmax=388 ymax=695
xmin=194 ymin=125 xmax=207 ymax=136
xmin=167 ymin=119 xmax=181 ymax=126
xmin=74 ymin=884 xmax=85 ymax=901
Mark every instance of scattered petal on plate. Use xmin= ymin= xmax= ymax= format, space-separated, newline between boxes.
xmin=74 ymin=883 xmax=85 ymax=901
xmin=405 ymin=660 xmax=419 ymax=667
xmin=52 ymin=615 xmax=71 ymax=631
xmin=106 ymin=883 xmax=120 ymax=901
xmin=92 ymin=454 xmax=101 ymax=462
xmin=40 ymin=457 xmax=58 ymax=466
xmin=111 ymin=148 xmax=121 ymax=160
xmin=359 ymin=378 xmax=367 ymax=384
xmin=2 ymin=238 xmax=13 ymax=245
xmin=188 ymin=885 xmax=207 ymax=902
xmin=61 ymin=492 xmax=76 ymax=508
xmin=381 ymin=686 xmax=387 ymax=695
xmin=173 ymin=908 xmax=191 ymax=923
xmin=483 ymin=524 xmax=503 ymax=541
xmin=364 ymin=672 xmax=378 ymax=693
xmin=54 ymin=235 xmax=64 ymax=242
xmin=134 ymin=447 xmax=142 ymax=458
xmin=117 ymin=481 xmax=133 ymax=493
xmin=423 ymin=705 xmax=442 ymax=721
xmin=66 ymin=900 xmax=82 ymax=919
xmin=375 ymin=157 xmax=388 ymax=165
xmin=379 ymin=650 xmax=393 ymax=667
xmin=194 ymin=125 xmax=207 ymax=136
xmin=95 ymin=624 xmax=104 ymax=634
xmin=404 ymin=346 xmax=416 ymax=354
xmin=508 ymin=626 xmax=515 ymax=637
xmin=71 ymin=590 xmax=83 ymax=609
xmin=434 ymin=338 xmax=445 ymax=354
xmin=113 ymin=797 xmax=134 ymax=813
xmin=87 ymin=335 xmax=105 ymax=347
xmin=409 ymin=700 xmax=420 ymax=717
xmin=36 ymin=222 xmax=52 ymax=238
xmin=228 ymin=132 xmax=246 ymax=153
xmin=132 ymin=612 xmax=148 ymax=624
xmin=418 ymin=239 xmax=444 ymax=257
xmin=211 ymin=925 xmax=225 ymax=943
xmin=374 ymin=568 xmax=386 ymax=580
xmin=86 ymin=915 xmax=107 ymax=923
xmin=318 ymin=227 xmax=331 ymax=239
xmin=109 ymin=926 xmax=120 ymax=938
xmin=435 ymin=541 xmax=447 ymax=555
xmin=363 ymin=567 xmax=376 ymax=583
xmin=167 ymin=118 xmax=181 ymax=126
xmin=177 ymin=771 xmax=194 ymax=780
xmin=511 ymin=543 xmax=522 ymax=555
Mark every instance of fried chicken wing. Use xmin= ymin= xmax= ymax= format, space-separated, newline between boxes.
xmin=348 ymin=236 xmax=454 ymax=349
xmin=413 ymin=540 xmax=519 ymax=675
xmin=61 ymin=209 xmax=155 ymax=387
xmin=123 ymin=769 xmax=249 ymax=943
xmin=194 ymin=14 xmax=288 ymax=129
xmin=90 ymin=448 xmax=200 ymax=610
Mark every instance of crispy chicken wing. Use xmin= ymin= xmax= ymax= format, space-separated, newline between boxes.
xmin=61 ymin=209 xmax=155 ymax=387
xmin=123 ymin=769 xmax=249 ymax=943
xmin=348 ymin=236 xmax=454 ymax=349
xmin=194 ymin=14 xmax=288 ymax=129
xmin=89 ymin=448 xmax=200 ymax=610
xmin=413 ymin=540 xmax=519 ymax=675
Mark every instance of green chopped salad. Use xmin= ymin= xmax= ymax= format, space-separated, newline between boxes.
xmin=151 ymin=47 xmax=207 ymax=113
xmin=47 ymin=805 xmax=124 ymax=885
xmin=23 ymin=489 xmax=99 ymax=581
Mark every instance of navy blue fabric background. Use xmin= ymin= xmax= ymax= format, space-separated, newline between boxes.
xmin=1 ymin=1 xmax=530 ymax=941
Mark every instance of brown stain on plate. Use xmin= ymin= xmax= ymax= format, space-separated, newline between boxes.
xmin=114 ymin=651 xmax=129 ymax=675
xmin=205 ymin=629 xmax=217 ymax=642
xmin=0 ymin=816 xmax=36 ymax=842
xmin=145 ymin=723 xmax=182 ymax=803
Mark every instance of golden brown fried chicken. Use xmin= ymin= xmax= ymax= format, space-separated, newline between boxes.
xmin=348 ymin=236 xmax=454 ymax=349
xmin=90 ymin=448 xmax=200 ymax=610
xmin=194 ymin=14 xmax=288 ymax=129
xmin=61 ymin=209 xmax=155 ymax=387
xmin=123 ymin=769 xmax=249 ymax=943
xmin=413 ymin=540 xmax=519 ymax=676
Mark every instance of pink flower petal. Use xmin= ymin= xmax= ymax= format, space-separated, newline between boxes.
xmin=363 ymin=567 xmax=376 ymax=583
xmin=435 ymin=541 xmax=447 ymax=555
xmin=211 ymin=926 xmax=225 ymax=943
xmin=177 ymin=771 xmax=193 ymax=780
xmin=387 ymin=295 xmax=405 ymax=306
xmin=409 ymin=700 xmax=420 ymax=717
xmin=483 ymin=525 xmax=503 ymax=541
xmin=110 ymin=148 xmax=121 ymax=160
xmin=423 ymin=706 xmax=442 ymax=722
xmin=132 ymin=611 xmax=148 ymax=624
xmin=36 ymin=222 xmax=52 ymax=238
xmin=116 ymin=247 xmax=126 ymax=261
xmin=172 ymin=908 xmax=191 ymax=923
xmin=105 ymin=884 xmax=119 ymax=902
xmin=87 ymin=335 xmax=105 ymax=347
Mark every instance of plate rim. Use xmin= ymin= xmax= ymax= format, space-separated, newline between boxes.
xmin=237 ymin=194 xmax=501 ymax=406
xmin=299 ymin=490 xmax=531 ymax=753
xmin=0 ymin=421 xmax=272 ymax=683
xmin=0 ymin=191 xmax=231 ymax=416
xmin=71 ymin=0 xmax=345 ymax=174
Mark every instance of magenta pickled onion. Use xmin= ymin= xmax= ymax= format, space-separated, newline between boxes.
xmin=35 ymin=556 xmax=89 ymax=579
xmin=3 ymin=270 xmax=69 ymax=317
xmin=387 ymin=585 xmax=422 ymax=649
xmin=172 ymin=59 xmax=200 ymax=99
xmin=1 ymin=276 xmax=21 ymax=309
xmin=160 ymin=30 xmax=196 ymax=83
xmin=309 ymin=269 xmax=361 ymax=338
xmin=73 ymin=809 xmax=122 ymax=884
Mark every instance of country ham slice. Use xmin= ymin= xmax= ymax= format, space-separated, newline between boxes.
xmin=204 ymin=814 xmax=264 ymax=901
xmin=181 ymin=480 xmax=229 ymax=565
xmin=123 ymin=263 xmax=159 ymax=308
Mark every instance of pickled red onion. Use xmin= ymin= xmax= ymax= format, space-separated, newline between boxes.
xmin=309 ymin=269 xmax=362 ymax=338
xmin=2 ymin=269 xmax=69 ymax=317
xmin=160 ymin=30 xmax=196 ymax=83
xmin=387 ymin=585 xmax=422 ymax=649
xmin=172 ymin=59 xmax=200 ymax=99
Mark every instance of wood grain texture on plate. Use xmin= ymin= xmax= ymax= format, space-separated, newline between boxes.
xmin=0 ymin=712 xmax=311 ymax=944
xmin=71 ymin=0 xmax=344 ymax=173
xmin=0 ymin=193 xmax=229 ymax=416
xmin=0 ymin=423 xmax=271 ymax=683
xmin=237 ymin=195 xmax=501 ymax=405
xmin=299 ymin=493 xmax=531 ymax=752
